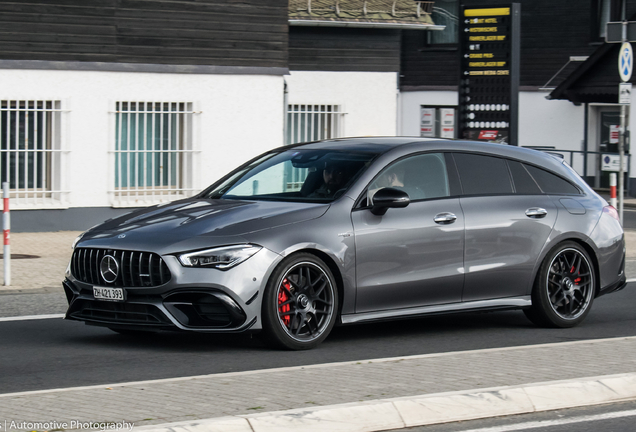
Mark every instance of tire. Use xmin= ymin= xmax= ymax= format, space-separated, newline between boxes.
xmin=524 ymin=241 xmax=595 ymax=328
xmin=262 ymin=253 xmax=339 ymax=350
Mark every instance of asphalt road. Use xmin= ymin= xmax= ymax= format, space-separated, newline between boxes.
xmin=0 ymin=282 xmax=634 ymax=394
xmin=621 ymin=207 xmax=636 ymax=229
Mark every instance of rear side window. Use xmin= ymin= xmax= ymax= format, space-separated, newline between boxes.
xmin=508 ymin=160 xmax=542 ymax=194
xmin=453 ymin=153 xmax=513 ymax=195
xmin=524 ymin=164 xmax=580 ymax=195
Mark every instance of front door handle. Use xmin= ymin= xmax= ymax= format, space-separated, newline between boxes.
xmin=525 ymin=207 xmax=548 ymax=218
xmin=434 ymin=212 xmax=457 ymax=224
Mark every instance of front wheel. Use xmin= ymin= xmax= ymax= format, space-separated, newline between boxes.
xmin=262 ymin=253 xmax=339 ymax=350
xmin=524 ymin=242 xmax=595 ymax=328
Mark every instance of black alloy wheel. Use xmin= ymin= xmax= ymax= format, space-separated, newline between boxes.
xmin=262 ymin=253 xmax=338 ymax=350
xmin=524 ymin=241 xmax=595 ymax=328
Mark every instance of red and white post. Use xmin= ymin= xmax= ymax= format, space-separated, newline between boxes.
xmin=610 ymin=172 xmax=618 ymax=209
xmin=3 ymin=182 xmax=10 ymax=286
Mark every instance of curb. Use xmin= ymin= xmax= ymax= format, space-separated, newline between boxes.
xmin=134 ymin=373 xmax=636 ymax=432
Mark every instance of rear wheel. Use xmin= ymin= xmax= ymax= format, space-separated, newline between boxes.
xmin=262 ymin=253 xmax=338 ymax=350
xmin=524 ymin=242 xmax=595 ymax=328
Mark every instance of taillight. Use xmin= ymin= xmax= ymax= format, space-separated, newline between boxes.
xmin=603 ymin=205 xmax=620 ymax=221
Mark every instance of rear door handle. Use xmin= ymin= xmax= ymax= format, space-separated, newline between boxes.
xmin=525 ymin=207 xmax=548 ymax=218
xmin=434 ymin=212 xmax=457 ymax=224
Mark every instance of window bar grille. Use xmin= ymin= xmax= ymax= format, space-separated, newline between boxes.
xmin=112 ymin=101 xmax=197 ymax=205
xmin=0 ymin=100 xmax=65 ymax=205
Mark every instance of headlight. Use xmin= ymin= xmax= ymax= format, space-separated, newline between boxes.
xmin=178 ymin=245 xmax=262 ymax=270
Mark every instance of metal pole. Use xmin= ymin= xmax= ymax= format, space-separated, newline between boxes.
xmin=3 ymin=182 xmax=10 ymax=286
xmin=610 ymin=172 xmax=617 ymax=208
xmin=620 ymin=104 xmax=625 ymax=224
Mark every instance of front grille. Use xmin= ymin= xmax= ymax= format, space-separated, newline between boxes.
xmin=71 ymin=248 xmax=171 ymax=287
xmin=69 ymin=299 xmax=170 ymax=325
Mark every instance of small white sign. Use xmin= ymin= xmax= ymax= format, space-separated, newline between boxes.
xmin=610 ymin=125 xmax=620 ymax=143
xmin=440 ymin=108 xmax=455 ymax=138
xmin=619 ymin=42 xmax=633 ymax=82
xmin=601 ymin=154 xmax=628 ymax=171
xmin=620 ymin=83 xmax=632 ymax=104
xmin=420 ymin=108 xmax=435 ymax=137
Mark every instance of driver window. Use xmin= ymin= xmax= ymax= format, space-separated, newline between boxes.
xmin=368 ymin=153 xmax=450 ymax=204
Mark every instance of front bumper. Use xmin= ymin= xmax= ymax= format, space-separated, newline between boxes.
xmin=63 ymin=248 xmax=283 ymax=333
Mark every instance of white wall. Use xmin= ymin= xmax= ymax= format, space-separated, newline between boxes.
xmin=518 ymin=92 xmax=584 ymax=150
xmin=285 ymin=71 xmax=398 ymax=138
xmin=0 ymin=69 xmax=284 ymax=209
xmin=399 ymin=90 xmax=585 ymax=151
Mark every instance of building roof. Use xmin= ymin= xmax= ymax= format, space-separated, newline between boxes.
xmin=549 ymin=13 xmax=636 ymax=104
xmin=548 ymin=43 xmax=623 ymax=104
xmin=288 ymin=0 xmax=442 ymax=30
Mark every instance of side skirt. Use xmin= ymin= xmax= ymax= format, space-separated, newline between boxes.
xmin=341 ymin=296 xmax=532 ymax=325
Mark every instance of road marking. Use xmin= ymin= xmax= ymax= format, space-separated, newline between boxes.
xmin=0 ymin=313 xmax=64 ymax=322
xmin=1 ymin=336 xmax=636 ymax=398
xmin=456 ymin=409 xmax=636 ymax=432
xmin=627 ymin=278 xmax=636 ymax=283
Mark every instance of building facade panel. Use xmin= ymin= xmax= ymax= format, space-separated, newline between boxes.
xmin=0 ymin=0 xmax=288 ymax=68
xmin=289 ymin=27 xmax=401 ymax=72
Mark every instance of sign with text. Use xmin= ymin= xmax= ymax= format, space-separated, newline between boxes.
xmin=458 ymin=4 xmax=520 ymax=145
xmin=602 ymin=154 xmax=628 ymax=172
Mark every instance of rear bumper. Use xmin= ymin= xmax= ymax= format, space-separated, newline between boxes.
xmin=596 ymin=271 xmax=628 ymax=298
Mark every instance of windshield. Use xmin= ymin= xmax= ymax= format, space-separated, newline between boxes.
xmin=203 ymin=149 xmax=376 ymax=202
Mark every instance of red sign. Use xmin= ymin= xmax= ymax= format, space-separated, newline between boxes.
xmin=478 ymin=130 xmax=498 ymax=140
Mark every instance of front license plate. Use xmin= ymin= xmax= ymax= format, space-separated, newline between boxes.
xmin=93 ymin=287 xmax=125 ymax=302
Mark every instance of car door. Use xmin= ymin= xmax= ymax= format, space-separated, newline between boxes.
xmin=351 ymin=153 xmax=465 ymax=313
xmin=452 ymin=153 xmax=558 ymax=302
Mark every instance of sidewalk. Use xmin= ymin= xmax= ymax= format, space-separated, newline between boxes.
xmin=1 ymin=337 xmax=635 ymax=431
xmin=0 ymin=231 xmax=80 ymax=293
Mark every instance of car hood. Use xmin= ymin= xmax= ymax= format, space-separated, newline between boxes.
xmin=78 ymin=199 xmax=330 ymax=254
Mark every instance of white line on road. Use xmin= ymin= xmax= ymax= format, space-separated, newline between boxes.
xmin=455 ymin=409 xmax=636 ymax=432
xmin=626 ymin=278 xmax=636 ymax=283
xmin=0 ymin=313 xmax=64 ymax=322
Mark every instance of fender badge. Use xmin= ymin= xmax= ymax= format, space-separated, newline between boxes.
xmin=338 ymin=232 xmax=352 ymax=238
xmin=118 ymin=234 xmax=126 ymax=239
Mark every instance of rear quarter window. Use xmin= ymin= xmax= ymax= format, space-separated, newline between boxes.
xmin=523 ymin=164 xmax=580 ymax=195
xmin=508 ymin=160 xmax=542 ymax=194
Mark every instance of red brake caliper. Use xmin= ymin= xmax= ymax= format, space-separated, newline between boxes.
xmin=571 ymin=266 xmax=581 ymax=285
xmin=278 ymin=279 xmax=292 ymax=327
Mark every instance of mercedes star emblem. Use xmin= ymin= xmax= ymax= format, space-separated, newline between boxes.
xmin=100 ymin=255 xmax=120 ymax=284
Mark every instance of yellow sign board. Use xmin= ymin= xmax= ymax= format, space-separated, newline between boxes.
xmin=464 ymin=8 xmax=510 ymax=17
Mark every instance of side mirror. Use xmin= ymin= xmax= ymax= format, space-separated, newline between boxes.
xmin=370 ymin=188 xmax=410 ymax=216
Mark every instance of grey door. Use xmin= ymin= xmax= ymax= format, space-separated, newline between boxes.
xmin=452 ymin=153 xmax=558 ymax=302
xmin=352 ymin=153 xmax=465 ymax=313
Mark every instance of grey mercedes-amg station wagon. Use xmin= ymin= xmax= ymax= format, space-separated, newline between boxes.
xmin=64 ymin=138 xmax=626 ymax=350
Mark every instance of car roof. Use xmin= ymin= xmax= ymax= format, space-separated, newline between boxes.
xmin=286 ymin=137 xmax=563 ymax=171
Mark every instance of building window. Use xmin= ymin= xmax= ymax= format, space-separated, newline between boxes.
xmin=420 ymin=106 xmax=457 ymax=138
xmin=0 ymin=100 xmax=65 ymax=207
xmin=284 ymin=104 xmax=345 ymax=191
xmin=427 ymin=0 xmax=458 ymax=46
xmin=113 ymin=102 xmax=195 ymax=206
